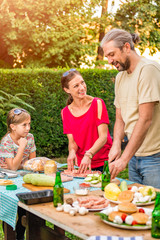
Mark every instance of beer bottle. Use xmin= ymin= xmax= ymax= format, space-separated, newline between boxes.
xmin=53 ymin=171 xmax=64 ymax=207
xmin=101 ymin=160 xmax=110 ymax=191
xmin=151 ymin=192 xmax=160 ymax=238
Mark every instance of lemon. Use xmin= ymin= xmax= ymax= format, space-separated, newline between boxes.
xmin=104 ymin=183 xmax=121 ymax=201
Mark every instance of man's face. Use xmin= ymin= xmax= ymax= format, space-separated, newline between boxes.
xmin=102 ymin=40 xmax=130 ymax=71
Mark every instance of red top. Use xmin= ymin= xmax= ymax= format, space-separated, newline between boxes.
xmin=61 ymin=97 xmax=112 ymax=169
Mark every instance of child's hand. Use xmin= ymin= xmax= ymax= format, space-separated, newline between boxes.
xmin=18 ymin=138 xmax=28 ymax=149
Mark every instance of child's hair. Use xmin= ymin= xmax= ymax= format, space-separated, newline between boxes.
xmin=7 ymin=108 xmax=30 ymax=132
xmin=0 ymin=108 xmax=30 ymax=143
xmin=61 ymin=69 xmax=82 ymax=105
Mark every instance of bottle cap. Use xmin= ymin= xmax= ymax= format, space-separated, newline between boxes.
xmin=6 ymin=184 xmax=17 ymax=190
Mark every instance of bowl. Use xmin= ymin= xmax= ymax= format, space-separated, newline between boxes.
xmin=73 ymin=183 xmax=90 ymax=196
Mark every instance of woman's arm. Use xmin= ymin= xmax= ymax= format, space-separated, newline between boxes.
xmin=67 ymin=134 xmax=78 ymax=171
xmin=78 ymin=99 xmax=109 ymax=173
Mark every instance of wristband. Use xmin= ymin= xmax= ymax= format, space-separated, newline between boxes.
xmin=85 ymin=151 xmax=93 ymax=159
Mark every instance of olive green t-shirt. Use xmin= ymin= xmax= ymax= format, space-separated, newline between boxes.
xmin=114 ymin=57 xmax=160 ymax=156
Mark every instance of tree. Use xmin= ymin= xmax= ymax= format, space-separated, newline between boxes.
xmin=96 ymin=0 xmax=109 ymax=61
xmin=111 ymin=0 xmax=160 ymax=54
xmin=0 ymin=0 xmax=107 ymax=68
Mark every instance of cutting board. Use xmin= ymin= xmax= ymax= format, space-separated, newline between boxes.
xmin=22 ymin=183 xmax=70 ymax=193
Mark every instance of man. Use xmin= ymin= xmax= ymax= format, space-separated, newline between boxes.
xmin=101 ymin=28 xmax=160 ymax=188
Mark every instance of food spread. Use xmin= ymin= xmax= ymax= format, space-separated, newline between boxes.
xmin=104 ymin=181 xmax=156 ymax=205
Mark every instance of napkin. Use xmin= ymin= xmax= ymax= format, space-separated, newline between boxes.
xmin=87 ymin=236 xmax=143 ymax=240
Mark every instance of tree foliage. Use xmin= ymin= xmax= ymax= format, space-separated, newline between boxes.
xmin=0 ymin=0 xmax=159 ymax=68
xmin=0 ymin=0 xmax=103 ymax=68
xmin=112 ymin=0 xmax=160 ymax=54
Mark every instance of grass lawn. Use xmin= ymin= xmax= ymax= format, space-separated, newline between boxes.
xmin=0 ymin=159 xmax=129 ymax=240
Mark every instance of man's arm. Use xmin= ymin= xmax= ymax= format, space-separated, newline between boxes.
xmin=109 ymin=102 xmax=156 ymax=179
xmin=108 ymin=107 xmax=125 ymax=163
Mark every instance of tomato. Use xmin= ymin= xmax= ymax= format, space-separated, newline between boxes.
xmin=121 ymin=213 xmax=127 ymax=222
xmin=139 ymin=208 xmax=145 ymax=213
xmin=128 ymin=187 xmax=132 ymax=190
xmin=132 ymin=220 xmax=138 ymax=225
xmin=79 ymin=183 xmax=90 ymax=188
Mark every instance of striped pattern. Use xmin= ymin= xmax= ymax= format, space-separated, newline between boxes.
xmin=87 ymin=237 xmax=144 ymax=240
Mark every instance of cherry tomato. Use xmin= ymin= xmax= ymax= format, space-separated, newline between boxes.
xmin=121 ymin=213 xmax=127 ymax=222
xmin=139 ymin=208 xmax=145 ymax=213
xmin=132 ymin=220 xmax=138 ymax=225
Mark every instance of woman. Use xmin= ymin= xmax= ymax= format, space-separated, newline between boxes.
xmin=61 ymin=69 xmax=112 ymax=173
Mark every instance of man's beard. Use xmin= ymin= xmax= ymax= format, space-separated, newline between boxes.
xmin=113 ymin=56 xmax=130 ymax=72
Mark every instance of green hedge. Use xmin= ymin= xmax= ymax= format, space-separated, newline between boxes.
xmin=0 ymin=68 xmax=117 ymax=158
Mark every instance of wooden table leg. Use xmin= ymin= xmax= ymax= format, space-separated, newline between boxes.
xmin=25 ymin=211 xmax=45 ymax=240
xmin=25 ymin=211 xmax=69 ymax=240
xmin=3 ymin=222 xmax=16 ymax=240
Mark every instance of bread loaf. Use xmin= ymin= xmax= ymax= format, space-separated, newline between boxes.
xmin=23 ymin=157 xmax=51 ymax=172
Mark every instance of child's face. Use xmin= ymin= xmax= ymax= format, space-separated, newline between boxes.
xmin=11 ymin=117 xmax=31 ymax=137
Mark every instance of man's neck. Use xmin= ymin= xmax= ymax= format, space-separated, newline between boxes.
xmin=127 ymin=52 xmax=141 ymax=74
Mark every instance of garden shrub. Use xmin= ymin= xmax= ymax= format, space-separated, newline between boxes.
xmin=0 ymin=68 xmax=117 ymax=158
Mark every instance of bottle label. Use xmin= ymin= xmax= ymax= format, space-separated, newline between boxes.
xmin=53 ymin=187 xmax=64 ymax=207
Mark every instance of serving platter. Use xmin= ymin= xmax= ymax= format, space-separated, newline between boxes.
xmin=98 ymin=208 xmax=152 ymax=230
xmin=103 ymin=195 xmax=155 ymax=206
xmin=73 ymin=201 xmax=110 ymax=212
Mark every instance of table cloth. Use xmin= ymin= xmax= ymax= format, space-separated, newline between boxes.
xmin=0 ymin=164 xmax=132 ymax=230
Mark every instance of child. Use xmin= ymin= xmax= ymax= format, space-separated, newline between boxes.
xmin=0 ymin=108 xmax=36 ymax=170
xmin=0 ymin=108 xmax=36 ymax=240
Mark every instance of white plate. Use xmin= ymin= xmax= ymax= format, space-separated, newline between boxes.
xmin=104 ymin=195 xmax=155 ymax=206
xmin=100 ymin=208 xmax=152 ymax=230
xmin=73 ymin=201 xmax=110 ymax=212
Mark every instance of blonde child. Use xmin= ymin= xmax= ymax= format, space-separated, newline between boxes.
xmin=0 ymin=108 xmax=36 ymax=240
xmin=0 ymin=108 xmax=36 ymax=170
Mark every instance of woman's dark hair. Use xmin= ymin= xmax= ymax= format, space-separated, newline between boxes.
xmin=61 ymin=69 xmax=82 ymax=105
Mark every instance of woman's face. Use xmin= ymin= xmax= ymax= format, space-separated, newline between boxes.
xmin=64 ymin=75 xmax=87 ymax=99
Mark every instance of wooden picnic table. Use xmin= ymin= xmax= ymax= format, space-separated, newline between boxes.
xmin=3 ymin=187 xmax=157 ymax=240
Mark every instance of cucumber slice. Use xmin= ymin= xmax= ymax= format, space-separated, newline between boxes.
xmin=93 ymin=173 xmax=100 ymax=178
xmin=90 ymin=180 xmax=99 ymax=184
xmin=87 ymin=174 xmax=94 ymax=177
xmin=84 ymin=177 xmax=92 ymax=182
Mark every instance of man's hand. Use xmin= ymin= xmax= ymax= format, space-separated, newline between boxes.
xmin=78 ymin=156 xmax=91 ymax=174
xmin=108 ymin=144 xmax=121 ymax=163
xmin=109 ymin=158 xmax=128 ymax=179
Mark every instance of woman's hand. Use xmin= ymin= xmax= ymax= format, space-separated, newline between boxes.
xmin=67 ymin=151 xmax=77 ymax=171
xmin=78 ymin=155 xmax=91 ymax=173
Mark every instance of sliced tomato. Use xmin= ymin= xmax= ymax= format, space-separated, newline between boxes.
xmin=79 ymin=183 xmax=90 ymax=188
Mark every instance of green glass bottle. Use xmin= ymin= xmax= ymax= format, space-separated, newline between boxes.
xmin=101 ymin=161 xmax=110 ymax=191
xmin=53 ymin=171 xmax=64 ymax=207
xmin=151 ymin=192 xmax=160 ymax=238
